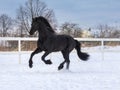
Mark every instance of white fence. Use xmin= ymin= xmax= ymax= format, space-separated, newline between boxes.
xmin=0 ymin=37 xmax=120 ymax=63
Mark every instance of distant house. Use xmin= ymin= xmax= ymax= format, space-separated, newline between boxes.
xmin=81 ymin=28 xmax=92 ymax=38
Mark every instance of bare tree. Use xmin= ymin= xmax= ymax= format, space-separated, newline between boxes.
xmin=60 ymin=22 xmax=82 ymax=37
xmin=0 ymin=14 xmax=13 ymax=37
xmin=16 ymin=0 xmax=56 ymax=37
xmin=94 ymin=24 xmax=120 ymax=38
xmin=108 ymin=27 xmax=120 ymax=38
xmin=16 ymin=6 xmax=29 ymax=37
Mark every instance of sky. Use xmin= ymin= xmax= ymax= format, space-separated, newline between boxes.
xmin=0 ymin=0 xmax=120 ymax=28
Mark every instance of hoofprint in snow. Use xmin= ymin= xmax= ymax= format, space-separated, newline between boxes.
xmin=0 ymin=49 xmax=120 ymax=90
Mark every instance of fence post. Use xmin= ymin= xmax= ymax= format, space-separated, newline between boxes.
xmin=18 ymin=39 xmax=21 ymax=64
xmin=101 ymin=39 xmax=104 ymax=60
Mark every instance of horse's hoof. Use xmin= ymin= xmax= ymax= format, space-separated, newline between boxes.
xmin=29 ymin=60 xmax=33 ymax=68
xmin=58 ymin=64 xmax=64 ymax=70
xmin=45 ymin=60 xmax=52 ymax=64
xmin=29 ymin=64 xmax=33 ymax=68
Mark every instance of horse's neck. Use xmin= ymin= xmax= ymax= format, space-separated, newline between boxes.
xmin=37 ymin=21 xmax=55 ymax=41
xmin=38 ymin=32 xmax=47 ymax=41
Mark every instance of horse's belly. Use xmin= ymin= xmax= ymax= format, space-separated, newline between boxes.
xmin=52 ymin=42 xmax=66 ymax=51
xmin=45 ymin=41 xmax=67 ymax=52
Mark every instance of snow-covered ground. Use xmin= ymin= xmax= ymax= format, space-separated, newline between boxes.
xmin=0 ymin=49 xmax=120 ymax=90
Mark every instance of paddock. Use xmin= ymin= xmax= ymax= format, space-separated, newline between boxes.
xmin=0 ymin=37 xmax=120 ymax=90
xmin=0 ymin=51 xmax=120 ymax=90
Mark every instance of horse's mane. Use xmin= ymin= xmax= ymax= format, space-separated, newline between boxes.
xmin=37 ymin=16 xmax=55 ymax=33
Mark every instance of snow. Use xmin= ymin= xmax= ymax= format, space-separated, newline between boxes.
xmin=0 ymin=49 xmax=120 ymax=90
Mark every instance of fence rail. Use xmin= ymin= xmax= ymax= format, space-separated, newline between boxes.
xmin=0 ymin=37 xmax=120 ymax=63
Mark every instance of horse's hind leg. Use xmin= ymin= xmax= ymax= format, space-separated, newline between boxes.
xmin=41 ymin=52 xmax=52 ymax=64
xmin=58 ymin=60 xmax=66 ymax=70
xmin=58 ymin=51 xmax=70 ymax=70
xmin=29 ymin=48 xmax=42 ymax=68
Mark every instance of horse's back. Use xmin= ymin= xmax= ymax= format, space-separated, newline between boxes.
xmin=54 ymin=34 xmax=76 ymax=52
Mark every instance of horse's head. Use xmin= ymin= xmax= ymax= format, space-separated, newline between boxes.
xmin=29 ymin=17 xmax=40 ymax=35
xmin=29 ymin=16 xmax=55 ymax=35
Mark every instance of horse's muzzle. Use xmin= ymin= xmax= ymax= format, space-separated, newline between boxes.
xmin=29 ymin=31 xmax=33 ymax=35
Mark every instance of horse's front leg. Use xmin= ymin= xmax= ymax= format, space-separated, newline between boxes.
xmin=29 ymin=48 xmax=42 ymax=68
xmin=41 ymin=52 xmax=52 ymax=64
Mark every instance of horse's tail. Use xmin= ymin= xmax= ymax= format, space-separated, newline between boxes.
xmin=75 ymin=40 xmax=89 ymax=61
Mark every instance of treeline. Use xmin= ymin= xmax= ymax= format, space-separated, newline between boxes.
xmin=0 ymin=0 xmax=56 ymax=37
xmin=0 ymin=0 xmax=120 ymax=38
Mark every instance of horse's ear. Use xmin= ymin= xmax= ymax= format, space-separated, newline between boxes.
xmin=33 ymin=17 xmax=38 ymax=22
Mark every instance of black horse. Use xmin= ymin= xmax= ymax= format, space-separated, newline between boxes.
xmin=29 ymin=16 xmax=89 ymax=70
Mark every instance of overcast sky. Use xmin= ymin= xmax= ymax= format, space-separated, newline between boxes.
xmin=0 ymin=0 xmax=120 ymax=28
